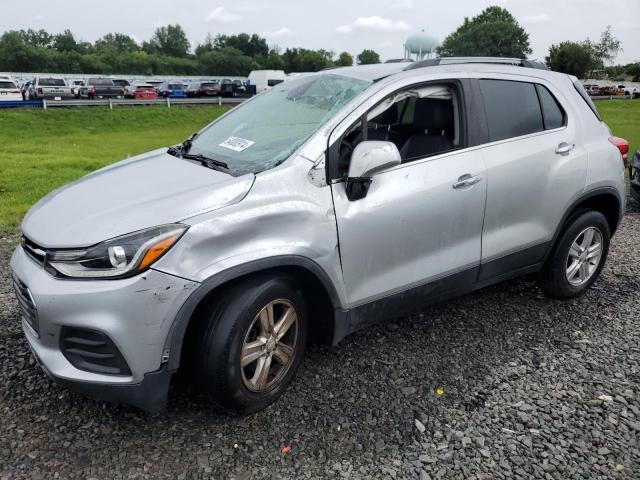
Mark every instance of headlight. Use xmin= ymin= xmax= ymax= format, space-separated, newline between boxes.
xmin=47 ymin=224 xmax=188 ymax=279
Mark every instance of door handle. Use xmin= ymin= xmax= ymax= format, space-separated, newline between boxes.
xmin=452 ymin=174 xmax=482 ymax=189
xmin=555 ymin=142 xmax=575 ymax=154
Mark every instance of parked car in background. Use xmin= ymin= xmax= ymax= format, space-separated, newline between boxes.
xmin=583 ymin=84 xmax=600 ymax=96
xmin=187 ymin=81 xmax=221 ymax=97
xmin=20 ymin=80 xmax=32 ymax=100
xmin=11 ymin=59 xmax=627 ymax=414
xmin=132 ymin=83 xmax=158 ymax=100
xmin=218 ymin=78 xmax=248 ymax=97
xmin=618 ymin=85 xmax=638 ymax=98
xmin=158 ymin=82 xmax=188 ymax=98
xmin=146 ymin=80 xmax=164 ymax=93
xmin=248 ymin=70 xmax=287 ymax=93
xmin=69 ymin=80 xmax=84 ymax=98
xmin=112 ymin=79 xmax=132 ymax=97
xmin=0 ymin=79 xmax=21 ymax=101
xmin=79 ymin=78 xmax=125 ymax=99
xmin=28 ymin=77 xmax=74 ymax=100
xmin=219 ymin=78 xmax=235 ymax=96
xmin=233 ymin=79 xmax=246 ymax=95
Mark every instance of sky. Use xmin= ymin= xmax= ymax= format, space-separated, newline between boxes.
xmin=1 ymin=0 xmax=638 ymax=65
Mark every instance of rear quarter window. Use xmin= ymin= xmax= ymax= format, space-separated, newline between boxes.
xmin=536 ymin=85 xmax=566 ymax=130
xmin=573 ymin=81 xmax=602 ymax=121
xmin=479 ymin=79 xmax=544 ymax=142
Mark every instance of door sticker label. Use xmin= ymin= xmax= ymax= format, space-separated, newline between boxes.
xmin=219 ymin=137 xmax=255 ymax=152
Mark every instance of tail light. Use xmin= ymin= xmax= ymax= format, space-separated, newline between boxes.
xmin=609 ymin=136 xmax=630 ymax=167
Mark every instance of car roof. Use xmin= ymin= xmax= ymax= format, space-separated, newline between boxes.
xmin=327 ymin=58 xmax=567 ymax=84
xmin=325 ymin=63 xmax=407 ymax=81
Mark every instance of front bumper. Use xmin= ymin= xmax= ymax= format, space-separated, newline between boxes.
xmin=31 ymin=343 xmax=172 ymax=412
xmin=10 ymin=245 xmax=199 ymax=409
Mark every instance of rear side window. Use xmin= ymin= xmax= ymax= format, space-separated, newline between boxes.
xmin=573 ymin=81 xmax=602 ymax=121
xmin=480 ymin=79 xmax=543 ymax=142
xmin=536 ymin=85 xmax=565 ymax=130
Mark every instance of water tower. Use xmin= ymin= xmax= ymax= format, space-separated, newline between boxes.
xmin=404 ymin=30 xmax=439 ymax=61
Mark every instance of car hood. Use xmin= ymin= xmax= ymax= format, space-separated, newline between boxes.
xmin=22 ymin=148 xmax=255 ymax=248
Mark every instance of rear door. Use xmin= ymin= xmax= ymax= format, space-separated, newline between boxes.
xmin=476 ymin=77 xmax=588 ymax=279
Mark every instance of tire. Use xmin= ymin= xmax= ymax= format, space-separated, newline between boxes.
xmin=538 ymin=210 xmax=610 ymax=299
xmin=194 ymin=274 xmax=308 ymax=413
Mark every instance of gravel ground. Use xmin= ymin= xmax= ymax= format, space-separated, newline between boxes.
xmin=1 ymin=201 xmax=639 ymax=480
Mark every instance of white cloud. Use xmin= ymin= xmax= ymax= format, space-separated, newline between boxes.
xmin=337 ymin=16 xmax=411 ymax=34
xmin=390 ymin=0 xmax=413 ymax=10
xmin=263 ymin=27 xmax=294 ymax=38
xmin=206 ymin=7 xmax=242 ymax=23
xmin=521 ymin=13 xmax=551 ymax=24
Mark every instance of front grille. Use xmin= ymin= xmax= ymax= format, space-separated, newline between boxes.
xmin=11 ymin=273 xmax=39 ymax=336
xmin=60 ymin=327 xmax=131 ymax=376
xmin=21 ymin=236 xmax=46 ymax=265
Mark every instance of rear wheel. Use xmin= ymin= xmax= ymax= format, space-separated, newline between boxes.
xmin=194 ymin=275 xmax=308 ymax=413
xmin=538 ymin=210 xmax=610 ymax=299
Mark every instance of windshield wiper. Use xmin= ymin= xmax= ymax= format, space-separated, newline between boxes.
xmin=181 ymin=153 xmax=229 ymax=170
xmin=167 ymin=133 xmax=196 ymax=157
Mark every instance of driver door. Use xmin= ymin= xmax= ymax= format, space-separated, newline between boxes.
xmin=330 ymin=83 xmax=487 ymax=312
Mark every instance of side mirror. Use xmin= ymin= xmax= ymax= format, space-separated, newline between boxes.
xmin=346 ymin=141 xmax=401 ymax=201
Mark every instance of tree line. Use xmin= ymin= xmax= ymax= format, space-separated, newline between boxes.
xmin=0 ymin=25 xmax=380 ymax=76
xmin=0 ymin=6 xmax=636 ymax=80
xmin=435 ymin=7 xmax=637 ymax=81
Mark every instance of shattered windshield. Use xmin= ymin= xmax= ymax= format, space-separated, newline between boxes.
xmin=188 ymin=73 xmax=371 ymax=176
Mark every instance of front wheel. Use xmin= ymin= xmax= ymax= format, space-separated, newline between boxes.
xmin=538 ymin=210 xmax=610 ymax=299
xmin=194 ymin=275 xmax=308 ymax=413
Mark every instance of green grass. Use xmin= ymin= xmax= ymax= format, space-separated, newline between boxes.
xmin=597 ymin=100 xmax=640 ymax=155
xmin=0 ymin=106 xmax=227 ymax=233
xmin=0 ymin=100 xmax=638 ymax=234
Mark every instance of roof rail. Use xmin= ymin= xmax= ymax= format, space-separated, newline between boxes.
xmin=403 ymin=57 xmax=549 ymax=71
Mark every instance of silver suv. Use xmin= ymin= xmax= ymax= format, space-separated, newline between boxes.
xmin=11 ymin=58 xmax=628 ymax=413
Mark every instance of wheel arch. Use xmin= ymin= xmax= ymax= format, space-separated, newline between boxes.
xmin=545 ymin=187 xmax=622 ymax=263
xmin=162 ymin=255 xmax=344 ymax=372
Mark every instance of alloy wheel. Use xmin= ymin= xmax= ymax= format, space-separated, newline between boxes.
xmin=240 ymin=299 xmax=299 ymax=392
xmin=565 ymin=226 xmax=603 ymax=286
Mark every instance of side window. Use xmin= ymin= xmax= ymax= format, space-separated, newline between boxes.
xmin=367 ymin=84 xmax=460 ymax=163
xmin=536 ymin=85 xmax=565 ymax=130
xmin=333 ymin=83 xmax=462 ymax=178
xmin=479 ymin=79 xmax=543 ymax=142
xmin=398 ymin=97 xmax=415 ymax=124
